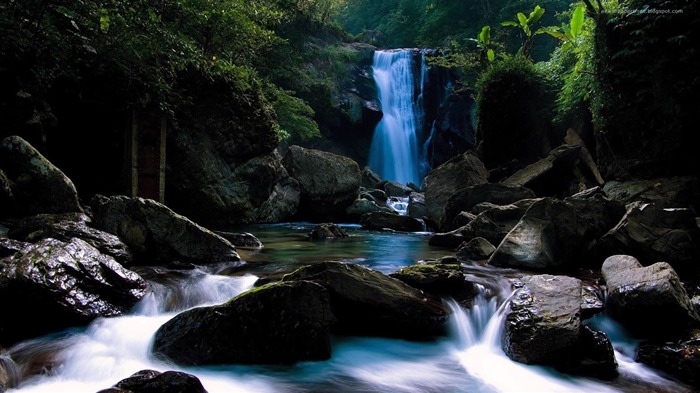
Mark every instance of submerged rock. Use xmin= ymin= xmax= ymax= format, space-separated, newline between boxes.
xmin=152 ymin=280 xmax=334 ymax=366
xmin=99 ymin=369 xmax=208 ymax=393
xmin=282 ymin=262 xmax=448 ymax=340
xmin=307 ymin=223 xmax=349 ymax=240
xmin=90 ymin=195 xmax=239 ymax=265
xmin=0 ymin=238 xmax=146 ymax=346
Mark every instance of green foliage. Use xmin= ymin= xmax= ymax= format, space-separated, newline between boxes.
xmin=501 ymin=5 xmax=547 ymax=57
xmin=267 ymin=84 xmax=321 ymax=143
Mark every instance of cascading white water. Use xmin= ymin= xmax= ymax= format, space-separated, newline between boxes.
xmin=367 ymin=49 xmax=425 ymax=186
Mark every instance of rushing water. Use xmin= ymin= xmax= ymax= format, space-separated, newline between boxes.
xmin=367 ymin=49 xmax=426 ymax=186
xmin=6 ymin=223 xmax=693 ymax=393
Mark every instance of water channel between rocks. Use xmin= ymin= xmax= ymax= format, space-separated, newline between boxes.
xmin=8 ymin=223 xmax=693 ymax=393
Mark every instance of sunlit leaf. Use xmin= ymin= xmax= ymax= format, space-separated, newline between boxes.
xmin=527 ymin=6 xmax=545 ymax=25
xmin=570 ymin=5 xmax=585 ymax=38
xmin=487 ymin=49 xmax=495 ymax=62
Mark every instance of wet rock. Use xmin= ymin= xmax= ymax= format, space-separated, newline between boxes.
xmin=428 ymin=227 xmax=467 ymax=249
xmin=346 ymin=199 xmax=393 ymax=220
xmin=489 ymin=196 xmax=625 ymax=271
xmin=283 ymin=145 xmax=361 ymax=222
xmin=214 ymin=231 xmax=263 ymax=248
xmin=152 ymin=280 xmax=334 ymax=366
xmin=407 ymin=192 xmax=428 ymax=219
xmin=0 ymin=238 xmax=147 ymax=346
xmin=502 ymin=274 xmax=618 ymax=377
xmin=0 ymin=169 xmax=13 ymax=219
xmin=450 ymin=211 xmax=477 ymax=230
xmin=581 ymin=284 xmax=605 ymax=319
xmin=602 ymin=255 xmax=700 ymax=337
xmin=601 ymin=203 xmax=700 ymax=275
xmin=456 ymin=237 xmax=495 ymax=262
xmin=390 ymin=263 xmax=466 ymax=297
xmin=282 ymin=262 xmax=448 ymax=340
xmin=361 ymin=167 xmax=383 ymax=189
xmin=307 ymin=223 xmax=349 ymax=240
xmin=603 ymin=176 xmax=700 ymax=210
xmin=636 ymin=330 xmax=700 ymax=387
xmin=463 ymin=201 xmax=535 ymax=245
xmin=0 ymin=238 xmax=29 ymax=259
xmin=90 ymin=195 xmax=239 ymax=265
xmin=0 ymin=135 xmax=82 ymax=216
xmin=442 ymin=183 xmax=536 ymax=230
xmin=424 ymin=151 xmax=488 ymax=224
xmin=362 ymin=189 xmax=387 ymax=203
xmin=360 ymin=212 xmax=424 ymax=232
xmin=99 ymin=369 xmax=208 ymax=393
xmin=384 ymin=181 xmax=412 ymax=197
xmin=7 ymin=213 xmax=133 ymax=264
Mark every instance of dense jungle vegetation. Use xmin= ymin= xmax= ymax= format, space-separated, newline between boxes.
xmin=1 ymin=0 xmax=698 ymax=178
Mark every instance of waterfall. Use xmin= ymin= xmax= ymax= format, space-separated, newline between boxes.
xmin=368 ymin=49 xmax=426 ymax=186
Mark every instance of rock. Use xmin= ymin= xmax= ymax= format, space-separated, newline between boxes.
xmin=424 ymin=151 xmax=488 ymax=224
xmin=346 ymin=199 xmax=393 ymax=220
xmin=450 ymin=211 xmax=477 ymax=229
xmin=0 ymin=238 xmax=147 ymax=346
xmin=636 ymin=330 xmax=700 ymax=387
xmin=90 ymin=195 xmax=239 ymax=265
xmin=152 ymin=280 xmax=334 ymax=366
xmin=428 ymin=228 xmax=467 ymax=249
xmin=601 ymin=203 xmax=700 ymax=275
xmin=0 ymin=135 xmax=82 ymax=216
xmin=462 ymin=201 xmax=536 ymax=245
xmin=282 ymin=262 xmax=448 ymax=340
xmin=214 ymin=231 xmax=263 ymax=248
xmin=99 ymin=369 xmax=208 ymax=393
xmin=0 ymin=169 xmax=13 ymax=219
xmin=489 ymin=196 xmax=625 ymax=271
xmin=168 ymin=146 xmax=300 ymax=225
xmin=601 ymin=255 xmax=700 ymax=337
xmin=283 ymin=145 xmax=361 ymax=222
xmin=503 ymin=275 xmax=583 ymax=364
xmin=363 ymin=189 xmax=387 ymax=203
xmin=456 ymin=237 xmax=495 ymax=262
xmin=407 ymin=192 xmax=428 ymax=219
xmin=361 ymin=166 xmax=383 ymax=189
xmin=359 ymin=212 xmax=424 ymax=232
xmin=441 ymin=183 xmax=536 ymax=230
xmin=0 ymin=238 xmax=30 ymax=259
xmin=502 ymin=274 xmax=618 ymax=376
xmin=307 ymin=223 xmax=349 ymax=240
xmin=389 ymin=263 xmax=466 ymax=296
xmin=7 ymin=213 xmax=133 ymax=264
xmin=384 ymin=181 xmax=412 ymax=197
xmin=603 ymin=176 xmax=700 ymax=210
xmin=581 ymin=284 xmax=605 ymax=319
xmin=502 ymin=144 xmax=582 ymax=196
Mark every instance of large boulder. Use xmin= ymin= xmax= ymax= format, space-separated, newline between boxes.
xmin=0 ymin=238 xmax=147 ymax=346
xmin=0 ymin=135 xmax=82 ymax=216
xmin=98 ymin=369 xmax=207 ymax=393
xmin=602 ymin=176 xmax=700 ymax=210
xmin=407 ymin=192 xmax=428 ymax=219
xmin=7 ymin=213 xmax=133 ymax=264
xmin=489 ymin=196 xmax=625 ymax=271
xmin=601 ymin=255 xmax=700 ymax=337
xmin=213 ymin=231 xmax=263 ymax=248
xmin=282 ymin=145 xmax=361 ymax=222
xmin=441 ymin=184 xmax=536 ymax=230
xmin=456 ymin=237 xmax=496 ymax=262
xmin=601 ymin=203 xmax=700 ymax=275
xmin=423 ymin=151 xmax=488 ymax=224
xmin=152 ymin=280 xmax=334 ymax=366
xmin=346 ymin=199 xmax=393 ymax=221
xmin=359 ymin=211 xmax=424 ymax=232
xmin=282 ymin=262 xmax=448 ymax=339
xmin=168 ymin=145 xmax=300 ymax=225
xmin=502 ymin=275 xmax=617 ymax=377
xmin=89 ymin=195 xmax=239 ymax=265
xmin=502 ymin=144 xmax=582 ymax=196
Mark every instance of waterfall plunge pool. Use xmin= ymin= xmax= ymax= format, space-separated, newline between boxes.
xmin=6 ymin=223 xmax=693 ymax=393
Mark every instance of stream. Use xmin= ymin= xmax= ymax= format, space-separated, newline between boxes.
xmin=6 ymin=223 xmax=693 ymax=393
